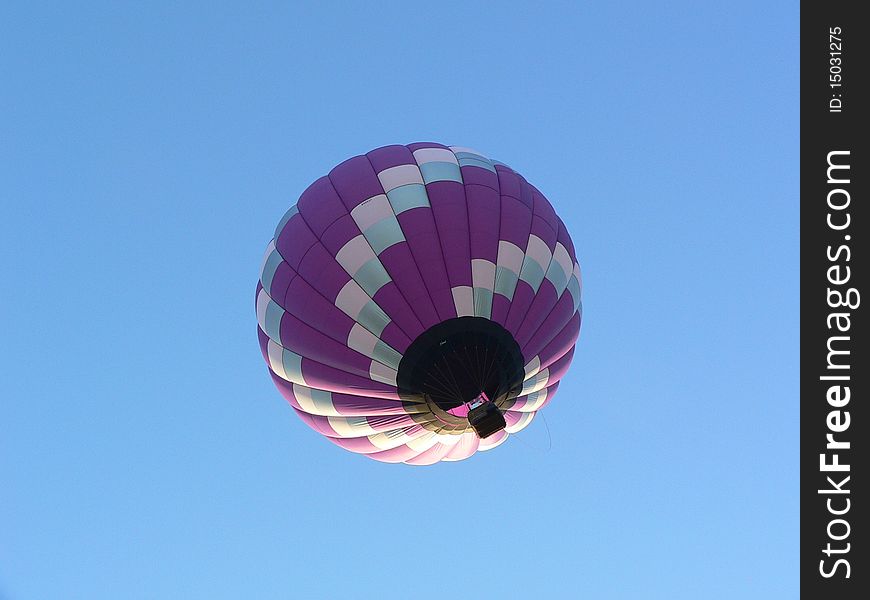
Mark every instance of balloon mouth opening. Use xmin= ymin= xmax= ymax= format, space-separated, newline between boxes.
xmin=396 ymin=317 xmax=524 ymax=435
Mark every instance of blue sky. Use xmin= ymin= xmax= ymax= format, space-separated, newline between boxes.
xmin=1 ymin=2 xmax=798 ymax=598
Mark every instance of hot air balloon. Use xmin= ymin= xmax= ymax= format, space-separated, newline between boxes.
xmin=256 ymin=143 xmax=582 ymax=465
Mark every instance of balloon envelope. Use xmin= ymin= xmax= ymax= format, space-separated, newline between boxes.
xmin=256 ymin=143 xmax=581 ymax=464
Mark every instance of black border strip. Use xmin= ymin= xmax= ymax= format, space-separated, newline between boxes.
xmin=801 ymin=3 xmax=867 ymax=595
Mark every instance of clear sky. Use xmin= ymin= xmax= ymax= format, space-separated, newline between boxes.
xmin=1 ymin=2 xmax=798 ymax=598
